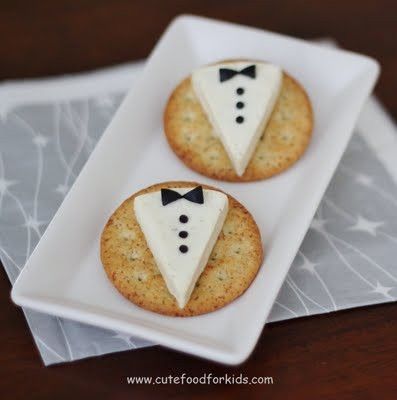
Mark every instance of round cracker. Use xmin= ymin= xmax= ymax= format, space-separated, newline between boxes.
xmin=164 ymin=62 xmax=313 ymax=182
xmin=100 ymin=181 xmax=263 ymax=317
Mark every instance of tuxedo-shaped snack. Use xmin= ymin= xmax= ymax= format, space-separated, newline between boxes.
xmin=100 ymin=182 xmax=263 ymax=317
xmin=192 ymin=62 xmax=282 ymax=176
xmin=164 ymin=60 xmax=313 ymax=182
xmin=134 ymin=186 xmax=228 ymax=308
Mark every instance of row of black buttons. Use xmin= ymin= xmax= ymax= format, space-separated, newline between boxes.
xmin=236 ymin=87 xmax=245 ymax=124
xmin=179 ymin=214 xmax=189 ymax=253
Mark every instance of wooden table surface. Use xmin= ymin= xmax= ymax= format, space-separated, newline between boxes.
xmin=1 ymin=1 xmax=396 ymax=398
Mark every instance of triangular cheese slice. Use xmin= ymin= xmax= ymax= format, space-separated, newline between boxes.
xmin=134 ymin=188 xmax=228 ymax=308
xmin=192 ymin=61 xmax=282 ymax=176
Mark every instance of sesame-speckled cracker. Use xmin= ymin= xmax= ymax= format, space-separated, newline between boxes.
xmin=164 ymin=62 xmax=313 ymax=182
xmin=100 ymin=181 xmax=263 ymax=317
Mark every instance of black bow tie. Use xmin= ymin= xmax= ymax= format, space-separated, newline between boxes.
xmin=161 ymin=186 xmax=204 ymax=206
xmin=219 ymin=64 xmax=256 ymax=82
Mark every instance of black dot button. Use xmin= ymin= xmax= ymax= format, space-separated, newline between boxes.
xmin=236 ymin=116 xmax=244 ymax=124
xmin=236 ymin=87 xmax=244 ymax=95
xmin=179 ymin=214 xmax=188 ymax=223
xmin=179 ymin=245 xmax=188 ymax=253
xmin=236 ymin=101 xmax=244 ymax=109
xmin=179 ymin=231 xmax=188 ymax=239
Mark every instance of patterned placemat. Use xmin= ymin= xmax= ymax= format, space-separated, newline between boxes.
xmin=0 ymin=61 xmax=396 ymax=365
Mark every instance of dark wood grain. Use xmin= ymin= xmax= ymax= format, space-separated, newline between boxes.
xmin=0 ymin=1 xmax=396 ymax=398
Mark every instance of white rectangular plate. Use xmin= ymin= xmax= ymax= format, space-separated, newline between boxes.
xmin=12 ymin=15 xmax=379 ymax=365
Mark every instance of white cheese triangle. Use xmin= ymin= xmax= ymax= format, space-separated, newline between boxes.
xmin=134 ymin=188 xmax=228 ymax=308
xmin=192 ymin=62 xmax=282 ymax=176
